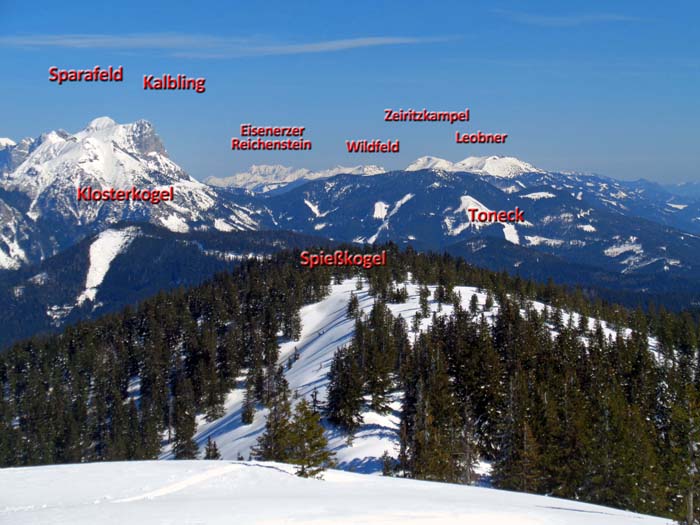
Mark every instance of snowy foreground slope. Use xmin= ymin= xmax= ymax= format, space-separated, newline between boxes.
xmin=162 ymin=278 xmax=654 ymax=475
xmin=0 ymin=460 xmax=671 ymax=525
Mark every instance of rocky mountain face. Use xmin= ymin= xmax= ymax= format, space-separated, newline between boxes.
xmin=0 ymin=117 xmax=266 ymax=269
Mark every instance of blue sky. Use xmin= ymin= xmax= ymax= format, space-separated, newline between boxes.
xmin=0 ymin=0 xmax=698 ymax=182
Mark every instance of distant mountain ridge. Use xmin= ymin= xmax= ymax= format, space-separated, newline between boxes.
xmin=2 ymin=116 xmax=700 ymax=309
xmin=206 ymin=163 xmax=386 ymax=193
xmin=206 ymin=154 xmax=546 ymax=194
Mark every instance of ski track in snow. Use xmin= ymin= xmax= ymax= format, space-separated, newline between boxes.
xmin=113 ymin=463 xmax=239 ymax=502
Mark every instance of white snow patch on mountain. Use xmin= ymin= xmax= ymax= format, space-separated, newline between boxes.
xmin=0 ymin=237 xmax=26 ymax=270
xmin=604 ymin=241 xmax=643 ymax=258
xmin=667 ymin=203 xmax=688 ymax=210
xmin=578 ymin=224 xmax=597 ymax=232
xmin=0 ymin=137 xmax=16 ymax=148
xmin=314 ymin=223 xmax=327 ymax=230
xmin=525 ymin=235 xmax=564 ymax=247
xmin=304 ymin=199 xmax=328 ymax=218
xmin=85 ymin=116 xmax=117 ymax=131
xmin=502 ymin=224 xmax=520 ymax=245
xmin=521 ymin=191 xmax=555 ymax=200
xmin=76 ymin=227 xmax=139 ymax=306
xmin=367 ymin=194 xmax=414 ymax=243
xmin=159 ymin=214 xmax=190 ymax=233
xmin=213 ymin=219 xmax=235 ymax=232
xmin=373 ymin=201 xmax=389 ymax=219
xmin=0 ymin=460 xmax=668 ymax=525
xmin=444 ymin=195 xmax=491 ymax=235
xmin=454 ymin=156 xmax=544 ymax=178
xmin=46 ymin=304 xmax=74 ymax=326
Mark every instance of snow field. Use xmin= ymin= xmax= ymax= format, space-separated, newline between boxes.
xmin=0 ymin=460 xmax=669 ymax=525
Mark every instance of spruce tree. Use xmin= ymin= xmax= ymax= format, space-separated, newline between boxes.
xmin=469 ymin=293 xmax=479 ymax=315
xmin=173 ymin=377 xmax=199 ymax=459
xmin=419 ymin=285 xmax=430 ymax=318
xmin=290 ymin=399 xmax=335 ymax=478
xmin=241 ymin=378 xmax=256 ymax=425
xmin=204 ymin=436 xmax=222 ymax=459
xmin=252 ymin=386 xmax=294 ymax=462
xmin=326 ymin=347 xmax=364 ymax=432
xmin=348 ymin=292 xmax=360 ymax=318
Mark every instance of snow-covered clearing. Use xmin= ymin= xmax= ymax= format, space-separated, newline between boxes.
xmin=521 ymin=191 xmax=555 ymax=200
xmin=76 ymin=227 xmax=139 ymax=305
xmin=502 ymin=223 xmax=520 ymax=245
xmin=367 ymin=194 xmax=414 ymax=244
xmin=525 ymin=235 xmax=564 ymax=248
xmin=604 ymin=241 xmax=643 ymax=258
xmin=444 ymin=195 xmax=492 ymax=236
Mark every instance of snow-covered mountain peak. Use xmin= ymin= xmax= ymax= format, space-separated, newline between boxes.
xmin=0 ymin=137 xmax=16 ymax=149
xmin=405 ymin=156 xmax=455 ymax=172
xmin=4 ymin=117 xmax=181 ymax=195
xmin=454 ymin=155 xmax=544 ymax=177
xmin=86 ymin=116 xmax=117 ymax=131
xmin=406 ymin=155 xmax=543 ymax=177
xmin=73 ymin=117 xmax=167 ymax=157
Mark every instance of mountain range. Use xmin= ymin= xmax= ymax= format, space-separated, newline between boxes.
xmin=2 ymin=116 xmax=700 ymax=346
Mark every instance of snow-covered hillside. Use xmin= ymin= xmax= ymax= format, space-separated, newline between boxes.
xmin=164 ymin=278 xmax=656 ymax=475
xmin=0 ymin=460 xmax=669 ymax=525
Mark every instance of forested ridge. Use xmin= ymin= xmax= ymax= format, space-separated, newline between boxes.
xmin=1 ymin=244 xmax=699 ymax=521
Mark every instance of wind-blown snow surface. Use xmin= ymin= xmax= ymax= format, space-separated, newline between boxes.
xmin=0 ymin=461 xmax=668 ymax=525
